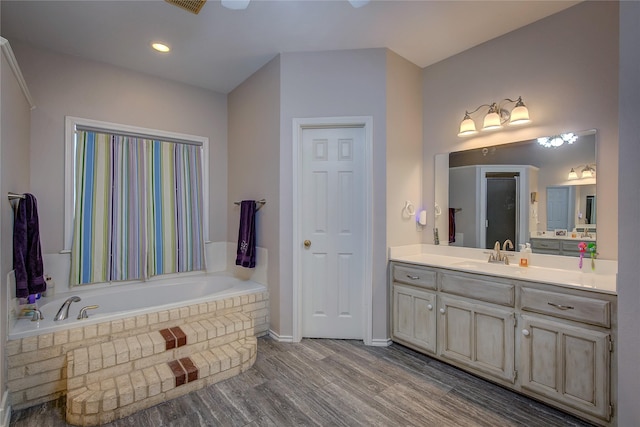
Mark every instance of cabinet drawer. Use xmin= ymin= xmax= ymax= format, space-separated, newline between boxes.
xmin=440 ymin=273 xmax=515 ymax=307
xmin=392 ymin=264 xmax=437 ymax=290
xmin=520 ymin=287 xmax=611 ymax=328
xmin=530 ymin=239 xmax=560 ymax=250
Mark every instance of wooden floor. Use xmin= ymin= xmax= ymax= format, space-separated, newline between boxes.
xmin=10 ymin=337 xmax=594 ymax=427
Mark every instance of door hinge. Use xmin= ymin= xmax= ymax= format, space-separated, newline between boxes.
xmin=608 ymin=336 xmax=614 ymax=352
xmin=609 ymin=403 xmax=614 ymax=418
xmin=513 ymin=370 xmax=518 ymax=380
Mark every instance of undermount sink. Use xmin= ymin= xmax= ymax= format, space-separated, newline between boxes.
xmin=450 ymin=260 xmax=523 ymax=275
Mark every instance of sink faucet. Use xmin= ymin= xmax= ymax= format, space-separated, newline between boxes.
xmin=488 ymin=240 xmax=514 ymax=265
xmin=54 ymin=296 xmax=81 ymax=321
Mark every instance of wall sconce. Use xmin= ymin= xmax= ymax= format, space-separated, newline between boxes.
xmin=458 ymin=96 xmax=530 ymax=137
xmin=568 ymin=164 xmax=596 ymax=180
xmin=538 ymin=133 xmax=578 ymax=148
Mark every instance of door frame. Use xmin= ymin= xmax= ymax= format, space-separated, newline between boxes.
xmin=292 ymin=116 xmax=374 ymax=345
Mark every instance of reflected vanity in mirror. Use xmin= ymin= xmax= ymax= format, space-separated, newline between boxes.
xmin=438 ymin=129 xmax=596 ymax=257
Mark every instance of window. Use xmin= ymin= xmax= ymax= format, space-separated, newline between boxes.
xmin=65 ymin=117 xmax=209 ymax=285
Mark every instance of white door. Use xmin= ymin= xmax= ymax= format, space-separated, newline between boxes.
xmin=547 ymin=186 xmax=571 ymax=230
xmin=301 ymin=126 xmax=365 ymax=339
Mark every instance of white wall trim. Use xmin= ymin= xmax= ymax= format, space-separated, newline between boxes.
xmin=370 ymin=338 xmax=393 ymax=347
xmin=63 ymin=116 xmax=210 ymax=251
xmin=0 ymin=390 xmax=10 ymax=427
xmin=268 ymin=329 xmax=294 ymax=343
xmin=0 ymin=37 xmax=35 ymax=110
xmin=291 ymin=116 xmax=374 ymax=345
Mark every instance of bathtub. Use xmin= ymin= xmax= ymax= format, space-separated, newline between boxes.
xmin=9 ymin=272 xmax=267 ymax=340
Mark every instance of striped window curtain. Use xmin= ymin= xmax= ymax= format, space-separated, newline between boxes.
xmin=70 ymin=130 xmax=205 ymax=286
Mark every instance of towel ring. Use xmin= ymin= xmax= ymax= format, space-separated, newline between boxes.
xmin=403 ymin=201 xmax=416 ymax=217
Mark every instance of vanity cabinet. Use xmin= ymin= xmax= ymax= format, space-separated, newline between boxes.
xmin=438 ymin=295 xmax=516 ymax=383
xmin=529 ymin=238 xmax=592 ymax=257
xmin=392 ymin=285 xmax=437 ymax=354
xmin=389 ymin=261 xmax=616 ymax=426
xmin=520 ymin=315 xmax=611 ymax=421
xmin=391 ymin=264 xmax=437 ymax=354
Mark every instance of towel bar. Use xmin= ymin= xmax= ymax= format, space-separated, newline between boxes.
xmin=234 ymin=199 xmax=266 ymax=211
xmin=8 ymin=192 xmax=25 ymax=200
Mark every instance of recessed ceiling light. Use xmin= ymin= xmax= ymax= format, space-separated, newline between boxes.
xmin=151 ymin=42 xmax=171 ymax=53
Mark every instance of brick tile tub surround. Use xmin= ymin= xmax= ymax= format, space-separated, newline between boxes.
xmin=7 ymin=288 xmax=269 ymax=424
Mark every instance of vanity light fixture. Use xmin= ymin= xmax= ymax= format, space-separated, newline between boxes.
xmin=568 ymin=168 xmax=579 ymax=180
xmin=457 ymin=96 xmax=530 ymax=137
xmin=537 ymin=132 xmax=578 ymax=148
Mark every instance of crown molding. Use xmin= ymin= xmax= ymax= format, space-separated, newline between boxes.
xmin=1 ymin=37 xmax=35 ymax=110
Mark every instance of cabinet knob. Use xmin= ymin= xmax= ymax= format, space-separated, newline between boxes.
xmin=427 ymin=304 xmax=433 ymax=311
xmin=439 ymin=308 xmax=446 ymax=314
xmin=303 ymin=240 xmax=311 ymax=248
xmin=522 ymin=329 xmax=530 ymax=337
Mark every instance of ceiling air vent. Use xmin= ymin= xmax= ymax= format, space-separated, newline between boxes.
xmin=165 ymin=0 xmax=207 ymax=15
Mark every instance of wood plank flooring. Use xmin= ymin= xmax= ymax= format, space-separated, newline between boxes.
xmin=10 ymin=337 xmax=594 ymax=427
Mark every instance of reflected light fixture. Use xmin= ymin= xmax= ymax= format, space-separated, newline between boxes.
xmin=581 ymin=164 xmax=595 ymax=179
xmin=537 ymin=132 xmax=578 ymax=148
xmin=567 ymin=164 xmax=595 ymax=180
xmin=458 ymin=96 xmax=530 ymax=137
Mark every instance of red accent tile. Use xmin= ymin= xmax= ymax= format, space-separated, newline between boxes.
xmin=180 ymin=357 xmax=198 ymax=382
xmin=159 ymin=329 xmax=176 ymax=350
xmin=168 ymin=360 xmax=186 ymax=387
xmin=170 ymin=326 xmax=187 ymax=347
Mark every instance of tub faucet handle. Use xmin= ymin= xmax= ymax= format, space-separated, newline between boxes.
xmin=77 ymin=305 xmax=99 ymax=320
xmin=31 ymin=309 xmax=44 ymax=322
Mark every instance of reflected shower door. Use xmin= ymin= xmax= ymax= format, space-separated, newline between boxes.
xmin=486 ymin=176 xmax=517 ymax=249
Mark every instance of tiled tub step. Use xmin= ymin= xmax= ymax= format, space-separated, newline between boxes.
xmin=65 ymin=314 xmax=256 ymax=426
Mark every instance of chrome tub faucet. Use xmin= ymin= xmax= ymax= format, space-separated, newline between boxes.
xmin=54 ymin=296 xmax=81 ymax=321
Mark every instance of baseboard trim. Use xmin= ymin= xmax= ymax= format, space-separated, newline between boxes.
xmin=0 ymin=390 xmax=10 ymax=427
xmin=268 ymin=329 xmax=294 ymax=343
xmin=370 ymin=338 xmax=392 ymax=347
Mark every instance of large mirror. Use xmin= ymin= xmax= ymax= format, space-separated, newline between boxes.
xmin=443 ymin=129 xmax=596 ymax=257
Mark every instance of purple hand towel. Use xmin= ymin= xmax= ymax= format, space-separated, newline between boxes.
xmin=235 ymin=200 xmax=256 ymax=268
xmin=13 ymin=193 xmax=46 ymax=298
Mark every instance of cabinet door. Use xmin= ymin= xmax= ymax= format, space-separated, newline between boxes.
xmin=520 ymin=315 xmax=611 ymax=421
xmin=392 ymin=284 xmax=437 ymax=354
xmin=437 ymin=296 xmax=516 ymax=383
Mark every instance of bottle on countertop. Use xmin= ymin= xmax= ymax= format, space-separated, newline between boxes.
xmin=519 ymin=244 xmax=530 ymax=267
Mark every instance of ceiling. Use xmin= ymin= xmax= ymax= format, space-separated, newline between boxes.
xmin=1 ymin=0 xmax=579 ymax=94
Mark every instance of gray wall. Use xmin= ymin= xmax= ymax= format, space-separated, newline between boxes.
xmin=279 ymin=49 xmax=388 ymax=340
xmin=617 ymin=1 xmax=640 ymax=424
xmin=227 ymin=55 xmax=281 ymax=333
xmin=386 ymin=50 xmax=424 ymax=247
xmin=10 ymin=41 xmax=229 ymax=253
xmin=423 ymin=1 xmax=619 ymax=259
xmin=1 ymin=41 xmax=32 ymax=413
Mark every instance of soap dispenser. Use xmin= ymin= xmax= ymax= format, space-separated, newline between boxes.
xmin=519 ymin=244 xmax=529 ymax=267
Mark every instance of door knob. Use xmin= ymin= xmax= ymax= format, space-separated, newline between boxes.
xmin=304 ymin=240 xmax=311 ymax=248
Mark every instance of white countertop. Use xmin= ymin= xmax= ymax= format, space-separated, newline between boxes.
xmin=530 ymin=234 xmax=596 ymax=241
xmin=389 ymin=245 xmax=617 ymax=295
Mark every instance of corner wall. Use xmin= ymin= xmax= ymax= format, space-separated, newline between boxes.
xmin=617 ymin=0 xmax=640 ymax=424
xmin=1 ymin=39 xmax=32 ymax=423
xmin=386 ymin=50 xmax=424 ymax=247
xmin=422 ymin=1 xmax=619 ymax=259
xmin=10 ymin=41 xmax=229 ymax=253
xmin=227 ymin=55 xmax=281 ymax=334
